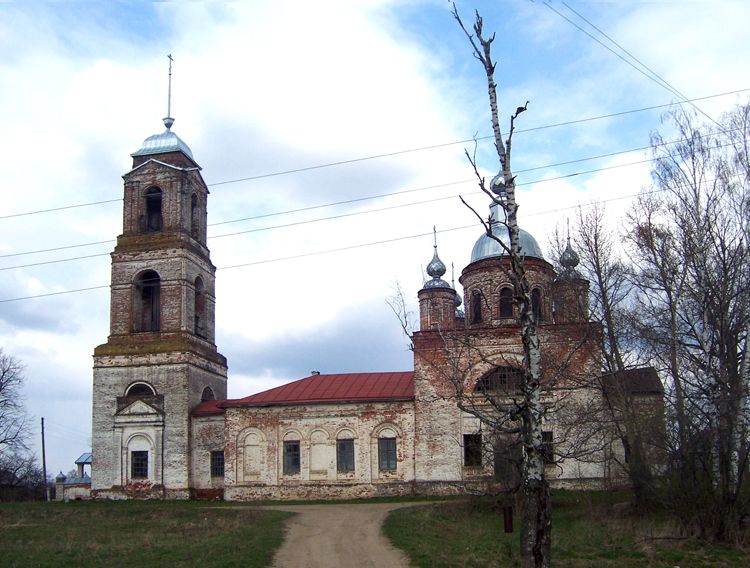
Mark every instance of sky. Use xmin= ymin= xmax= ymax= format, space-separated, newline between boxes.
xmin=1 ymin=0 xmax=749 ymax=477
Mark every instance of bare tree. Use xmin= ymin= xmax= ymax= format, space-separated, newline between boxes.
xmin=566 ymin=203 xmax=662 ymax=511
xmin=0 ymin=349 xmax=29 ymax=457
xmin=452 ymin=6 xmax=551 ymax=566
xmin=627 ymin=102 xmax=750 ymax=542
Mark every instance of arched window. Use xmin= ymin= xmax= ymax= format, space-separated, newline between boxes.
xmin=144 ymin=188 xmax=163 ymax=232
xmin=134 ymin=270 xmax=160 ymax=332
xmin=499 ymin=287 xmax=513 ymax=318
xmin=470 ymin=290 xmax=482 ymax=324
xmin=531 ymin=288 xmax=543 ymax=321
xmin=475 ymin=366 xmax=524 ymax=394
xmin=126 ymin=382 xmax=155 ymax=397
xmin=201 ymin=386 xmax=215 ymax=402
xmin=194 ymin=277 xmax=205 ymax=337
xmin=190 ymin=194 xmax=199 ymax=238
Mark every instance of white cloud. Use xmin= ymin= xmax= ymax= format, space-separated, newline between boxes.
xmin=1 ymin=0 xmax=748 ymax=476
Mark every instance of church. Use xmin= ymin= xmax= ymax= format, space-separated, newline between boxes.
xmin=90 ymin=113 xmax=663 ymax=500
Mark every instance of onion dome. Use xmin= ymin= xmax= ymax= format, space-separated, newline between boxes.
xmin=558 ymin=237 xmax=583 ymax=279
xmin=425 ymin=247 xmax=451 ymax=289
xmin=423 ymin=228 xmax=453 ymax=289
xmin=470 ymin=202 xmax=544 ymax=262
xmin=132 ymin=116 xmax=194 ymax=159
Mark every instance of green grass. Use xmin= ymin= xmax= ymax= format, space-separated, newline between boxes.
xmin=384 ymin=491 xmax=750 ymax=567
xmin=0 ymin=500 xmax=292 ymax=568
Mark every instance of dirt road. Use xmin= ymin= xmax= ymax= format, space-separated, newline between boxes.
xmin=263 ymin=502 xmax=412 ymax=568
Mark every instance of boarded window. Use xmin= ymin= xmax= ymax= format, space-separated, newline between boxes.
xmin=131 ymin=451 xmax=148 ymax=479
xmin=337 ymin=439 xmax=355 ymax=473
xmin=283 ymin=441 xmax=300 ymax=475
xmin=210 ymin=450 xmax=224 ymax=477
xmin=494 ymin=437 xmax=522 ymax=491
xmin=463 ymin=433 xmax=482 ymax=467
xmin=243 ymin=433 xmax=261 ymax=478
xmin=378 ymin=438 xmax=397 ymax=471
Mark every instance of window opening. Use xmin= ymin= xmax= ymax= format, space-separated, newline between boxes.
xmin=145 ymin=188 xmax=163 ymax=232
xmin=210 ymin=450 xmax=225 ymax=477
xmin=378 ymin=438 xmax=397 ymax=471
xmin=131 ymin=451 xmax=148 ymax=479
xmin=463 ymin=433 xmax=482 ymax=467
xmin=201 ymin=386 xmax=215 ymax=402
xmin=194 ymin=277 xmax=205 ymax=337
xmin=336 ymin=439 xmax=355 ymax=473
xmin=135 ymin=271 xmax=160 ymax=332
xmin=283 ymin=440 xmax=300 ymax=475
xmin=126 ymin=383 xmax=155 ymax=397
xmin=471 ymin=290 xmax=482 ymax=324
xmin=190 ymin=194 xmax=199 ymax=238
xmin=499 ymin=287 xmax=513 ymax=318
xmin=475 ymin=366 xmax=524 ymax=394
xmin=542 ymin=431 xmax=555 ymax=463
xmin=531 ymin=288 xmax=543 ymax=321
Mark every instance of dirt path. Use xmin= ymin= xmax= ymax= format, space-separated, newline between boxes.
xmin=262 ymin=502 xmax=413 ymax=568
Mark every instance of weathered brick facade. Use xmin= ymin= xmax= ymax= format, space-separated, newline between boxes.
xmin=91 ymin=122 xmax=227 ymax=499
xmin=91 ymin=119 xmax=661 ymax=500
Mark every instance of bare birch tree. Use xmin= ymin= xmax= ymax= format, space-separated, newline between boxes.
xmin=627 ymin=102 xmax=750 ymax=542
xmin=452 ymin=6 xmax=551 ymax=566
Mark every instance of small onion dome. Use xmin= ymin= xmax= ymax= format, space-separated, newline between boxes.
xmin=132 ymin=116 xmax=194 ymax=159
xmin=470 ymin=203 xmax=544 ymax=262
xmin=558 ymin=238 xmax=583 ymax=279
xmin=424 ymin=247 xmax=451 ymax=289
xmin=56 ymin=471 xmax=66 ymax=482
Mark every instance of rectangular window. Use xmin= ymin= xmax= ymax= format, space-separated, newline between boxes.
xmin=463 ymin=433 xmax=482 ymax=467
xmin=336 ymin=439 xmax=355 ymax=473
xmin=378 ymin=438 xmax=397 ymax=471
xmin=210 ymin=450 xmax=225 ymax=477
xmin=131 ymin=450 xmax=148 ymax=479
xmin=542 ymin=431 xmax=554 ymax=464
xmin=283 ymin=441 xmax=301 ymax=475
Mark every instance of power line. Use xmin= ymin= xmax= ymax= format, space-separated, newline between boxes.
xmin=546 ymin=1 xmax=722 ymax=129
xmin=1 ymin=88 xmax=746 ymax=222
xmin=0 ymin=184 xmax=679 ymax=303
xmin=2 ymin=135 xmax=744 ymax=273
xmin=4 ymin=125 xmax=744 ymax=262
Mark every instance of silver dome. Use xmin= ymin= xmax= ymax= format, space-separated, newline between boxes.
xmin=470 ymin=204 xmax=544 ymax=262
xmin=132 ymin=117 xmax=194 ymax=160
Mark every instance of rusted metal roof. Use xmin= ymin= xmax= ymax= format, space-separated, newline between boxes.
xmin=225 ymin=372 xmax=415 ymax=408
xmin=192 ymin=399 xmax=227 ymax=416
xmin=602 ymin=367 xmax=663 ymax=395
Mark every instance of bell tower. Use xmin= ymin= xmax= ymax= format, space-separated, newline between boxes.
xmin=92 ymin=59 xmax=227 ymax=498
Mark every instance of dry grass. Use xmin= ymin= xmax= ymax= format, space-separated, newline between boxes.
xmin=384 ymin=491 xmax=750 ymax=567
xmin=0 ymin=500 xmax=292 ymax=568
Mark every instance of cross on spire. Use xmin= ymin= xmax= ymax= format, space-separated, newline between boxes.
xmin=164 ymin=54 xmax=175 ymax=130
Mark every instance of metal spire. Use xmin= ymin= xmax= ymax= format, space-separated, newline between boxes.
xmin=164 ymin=54 xmax=175 ymax=130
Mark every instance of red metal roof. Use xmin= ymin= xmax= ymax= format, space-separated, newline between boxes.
xmin=192 ymin=399 xmax=227 ymax=416
xmin=224 ymin=372 xmax=415 ymax=408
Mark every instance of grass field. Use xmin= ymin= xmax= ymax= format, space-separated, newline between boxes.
xmin=0 ymin=500 xmax=292 ymax=568
xmin=3 ymin=493 xmax=748 ymax=567
xmin=383 ymin=491 xmax=750 ymax=567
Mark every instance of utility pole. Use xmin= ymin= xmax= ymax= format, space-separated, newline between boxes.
xmin=41 ymin=417 xmax=50 ymax=502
